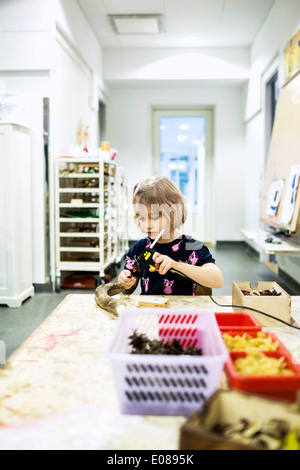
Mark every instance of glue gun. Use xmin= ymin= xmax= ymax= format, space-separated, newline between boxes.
xmin=132 ymin=229 xmax=165 ymax=276
xmin=133 ymin=247 xmax=157 ymax=274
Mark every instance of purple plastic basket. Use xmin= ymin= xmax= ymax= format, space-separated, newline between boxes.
xmin=107 ymin=308 xmax=228 ymax=416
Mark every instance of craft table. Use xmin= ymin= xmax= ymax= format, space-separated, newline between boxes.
xmin=0 ymin=294 xmax=300 ymax=450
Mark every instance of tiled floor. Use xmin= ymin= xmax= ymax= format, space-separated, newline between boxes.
xmin=0 ymin=242 xmax=299 ymax=360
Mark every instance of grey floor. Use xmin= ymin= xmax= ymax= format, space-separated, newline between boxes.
xmin=0 ymin=242 xmax=299 ymax=361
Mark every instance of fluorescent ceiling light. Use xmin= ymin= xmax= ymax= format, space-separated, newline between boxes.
xmin=109 ymin=14 xmax=164 ymax=35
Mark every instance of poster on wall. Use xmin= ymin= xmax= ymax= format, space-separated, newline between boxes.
xmin=281 ymin=164 xmax=300 ymax=225
xmin=265 ymin=179 xmax=284 ymax=216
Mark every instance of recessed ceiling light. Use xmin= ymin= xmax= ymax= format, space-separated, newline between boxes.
xmin=109 ymin=14 xmax=165 ymax=35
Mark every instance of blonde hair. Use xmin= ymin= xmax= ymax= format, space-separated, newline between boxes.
xmin=133 ymin=176 xmax=187 ymax=229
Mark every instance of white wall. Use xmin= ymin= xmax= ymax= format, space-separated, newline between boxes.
xmin=55 ymin=0 xmax=103 ymax=81
xmin=2 ymin=0 xmax=300 ymax=284
xmin=0 ymin=0 xmax=105 ymax=285
xmin=244 ymin=112 xmax=265 ymax=230
xmin=244 ymin=0 xmax=300 ymax=281
xmin=104 ymin=47 xmax=249 ymax=83
xmin=245 ymin=0 xmax=300 ymax=122
xmin=52 ymin=40 xmax=96 ymax=156
xmin=53 ymin=0 xmax=106 ymax=156
xmin=0 ymin=0 xmax=56 ymax=71
xmin=104 ymin=44 xmax=249 ymax=242
xmin=0 ymin=0 xmax=55 ymax=284
xmin=106 ymin=84 xmax=246 ymax=242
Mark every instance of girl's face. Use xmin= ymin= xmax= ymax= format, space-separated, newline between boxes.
xmin=135 ymin=204 xmax=171 ymax=241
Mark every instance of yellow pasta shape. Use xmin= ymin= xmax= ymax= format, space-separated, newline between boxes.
xmin=234 ymin=351 xmax=294 ymax=376
xmin=223 ymin=332 xmax=278 ymax=352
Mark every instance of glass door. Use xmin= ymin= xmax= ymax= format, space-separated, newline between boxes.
xmin=152 ymin=108 xmax=214 ymax=243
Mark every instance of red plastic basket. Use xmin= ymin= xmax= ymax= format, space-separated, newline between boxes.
xmin=225 ymin=344 xmax=300 ymax=401
xmin=215 ymin=312 xmax=261 ymax=332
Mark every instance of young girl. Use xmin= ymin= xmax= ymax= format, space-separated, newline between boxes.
xmin=118 ymin=176 xmax=224 ymax=295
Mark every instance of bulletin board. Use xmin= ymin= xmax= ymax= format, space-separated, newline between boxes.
xmin=260 ymin=70 xmax=300 ymax=233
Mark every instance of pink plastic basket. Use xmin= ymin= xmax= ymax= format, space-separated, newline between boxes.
xmin=107 ymin=308 xmax=228 ymax=416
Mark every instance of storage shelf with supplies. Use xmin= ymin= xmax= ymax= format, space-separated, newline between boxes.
xmin=53 ymin=158 xmax=128 ymax=291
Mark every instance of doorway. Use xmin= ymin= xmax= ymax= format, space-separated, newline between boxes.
xmin=265 ymin=70 xmax=279 ymax=164
xmin=152 ymin=107 xmax=214 ymax=244
xmin=98 ymin=100 xmax=106 ymax=142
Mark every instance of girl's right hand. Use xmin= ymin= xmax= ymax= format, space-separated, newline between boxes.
xmin=118 ymin=270 xmax=137 ymax=290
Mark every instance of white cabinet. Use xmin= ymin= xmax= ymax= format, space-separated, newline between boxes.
xmin=53 ymin=158 xmax=128 ymax=290
xmin=0 ymin=123 xmax=34 ymax=307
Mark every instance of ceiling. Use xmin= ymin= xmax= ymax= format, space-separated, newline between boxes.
xmin=76 ymin=0 xmax=276 ymax=49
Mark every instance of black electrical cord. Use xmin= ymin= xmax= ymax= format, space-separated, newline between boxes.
xmin=171 ymin=268 xmax=300 ymax=331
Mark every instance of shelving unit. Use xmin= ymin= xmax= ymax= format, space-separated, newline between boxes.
xmin=53 ymin=158 xmax=128 ymax=291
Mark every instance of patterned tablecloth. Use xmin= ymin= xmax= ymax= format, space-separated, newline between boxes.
xmin=0 ymin=294 xmax=299 ymax=450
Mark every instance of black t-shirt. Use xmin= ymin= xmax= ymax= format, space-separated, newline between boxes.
xmin=124 ymin=234 xmax=215 ymax=295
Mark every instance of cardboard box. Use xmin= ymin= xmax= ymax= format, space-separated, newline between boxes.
xmin=180 ymin=390 xmax=300 ymax=450
xmin=232 ymin=281 xmax=291 ymax=327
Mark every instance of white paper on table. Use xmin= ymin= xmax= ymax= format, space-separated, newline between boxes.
xmin=281 ymin=164 xmax=300 ymax=224
xmin=266 ymin=179 xmax=284 ymax=216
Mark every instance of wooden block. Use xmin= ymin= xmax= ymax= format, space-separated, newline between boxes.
xmin=137 ymin=297 xmax=170 ymax=308
xmin=232 ymin=281 xmax=291 ymax=327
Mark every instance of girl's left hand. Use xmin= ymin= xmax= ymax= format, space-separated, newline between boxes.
xmin=152 ymin=252 xmax=176 ymax=275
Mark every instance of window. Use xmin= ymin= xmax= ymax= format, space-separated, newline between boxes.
xmin=152 ymin=108 xmax=214 ymax=243
xmin=159 ymin=115 xmax=205 ymax=212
